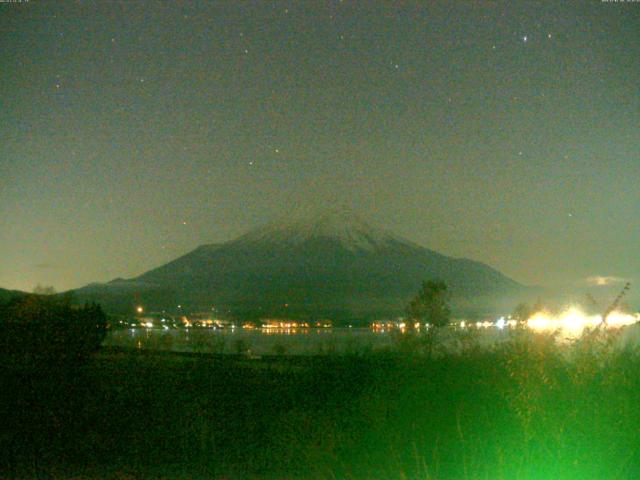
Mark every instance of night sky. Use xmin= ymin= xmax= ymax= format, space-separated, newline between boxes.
xmin=1 ymin=1 xmax=638 ymax=296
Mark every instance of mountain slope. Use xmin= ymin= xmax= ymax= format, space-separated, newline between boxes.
xmin=73 ymin=207 xmax=526 ymax=319
xmin=0 ymin=288 xmax=29 ymax=303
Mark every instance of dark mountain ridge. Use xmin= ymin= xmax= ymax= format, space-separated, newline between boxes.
xmin=72 ymin=207 xmax=527 ymax=321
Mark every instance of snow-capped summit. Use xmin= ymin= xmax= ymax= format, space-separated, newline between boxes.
xmin=235 ymin=205 xmax=399 ymax=251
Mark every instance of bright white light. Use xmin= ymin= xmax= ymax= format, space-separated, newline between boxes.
xmin=560 ymin=308 xmax=596 ymax=336
xmin=605 ymin=311 xmax=639 ymax=328
xmin=527 ymin=312 xmax=552 ymax=332
xmin=495 ymin=317 xmax=506 ymax=329
xmin=527 ymin=307 xmax=638 ymax=339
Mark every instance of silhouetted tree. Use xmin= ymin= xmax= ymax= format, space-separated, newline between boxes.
xmin=406 ymin=280 xmax=451 ymax=328
xmin=512 ymin=302 xmax=533 ymax=323
xmin=399 ymin=280 xmax=452 ymax=357
xmin=0 ymin=295 xmax=107 ymax=365
xmin=33 ymin=284 xmax=57 ymax=295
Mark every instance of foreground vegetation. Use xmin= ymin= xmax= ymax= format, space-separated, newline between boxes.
xmin=1 ymin=325 xmax=640 ymax=479
xmin=0 ymin=295 xmax=106 ymax=365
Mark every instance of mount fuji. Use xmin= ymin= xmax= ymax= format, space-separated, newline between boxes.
xmin=72 ymin=207 xmax=526 ymax=321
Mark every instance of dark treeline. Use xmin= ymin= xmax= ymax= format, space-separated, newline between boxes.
xmin=0 ymin=294 xmax=107 ymax=364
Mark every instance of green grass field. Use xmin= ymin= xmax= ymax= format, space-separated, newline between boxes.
xmin=2 ymin=330 xmax=640 ymax=479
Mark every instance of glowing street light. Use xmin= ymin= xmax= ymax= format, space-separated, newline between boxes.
xmin=136 ymin=306 xmax=144 ymax=314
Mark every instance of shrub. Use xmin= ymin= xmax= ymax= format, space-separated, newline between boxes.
xmin=0 ymin=295 xmax=107 ymax=365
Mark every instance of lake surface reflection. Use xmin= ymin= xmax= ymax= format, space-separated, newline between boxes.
xmin=104 ymin=322 xmax=640 ymax=356
xmin=105 ymin=327 xmax=398 ymax=356
xmin=104 ymin=326 xmax=514 ymax=356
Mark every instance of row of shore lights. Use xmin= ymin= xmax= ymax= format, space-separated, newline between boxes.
xmin=136 ymin=305 xmax=184 ymax=314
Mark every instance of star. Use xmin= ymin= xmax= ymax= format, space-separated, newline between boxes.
xmin=523 ymin=35 xmax=528 ymax=42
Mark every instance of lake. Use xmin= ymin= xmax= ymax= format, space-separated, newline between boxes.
xmin=104 ymin=321 xmax=640 ymax=356
xmin=103 ymin=325 xmax=540 ymax=356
